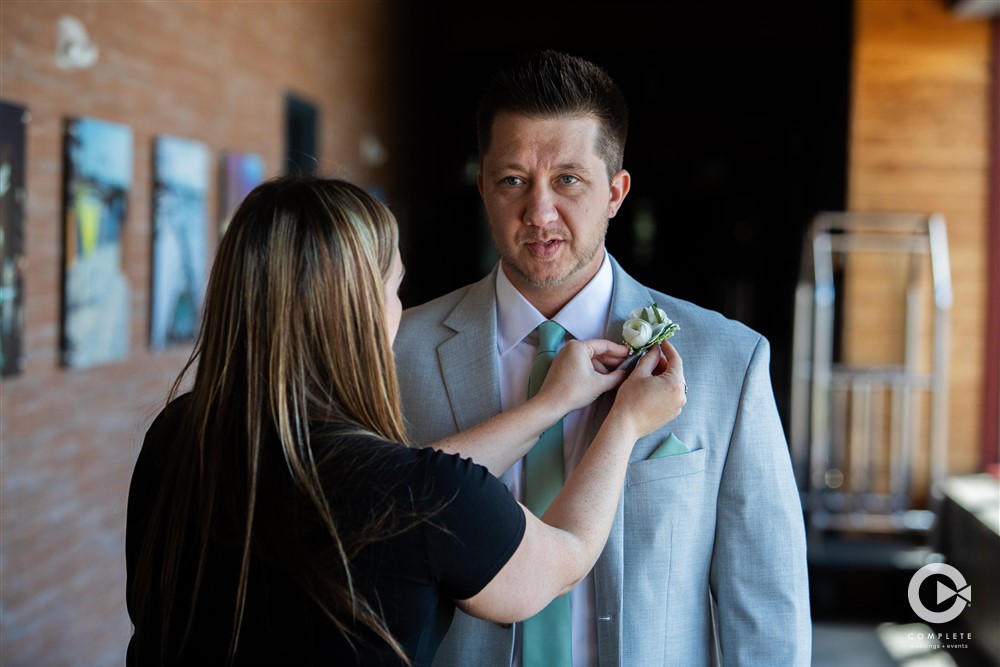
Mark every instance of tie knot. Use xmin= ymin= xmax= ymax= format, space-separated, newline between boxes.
xmin=536 ymin=321 xmax=566 ymax=354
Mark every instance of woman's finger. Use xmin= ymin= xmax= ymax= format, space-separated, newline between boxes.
xmin=584 ymin=338 xmax=630 ymax=359
xmin=581 ymin=339 xmax=628 ymax=373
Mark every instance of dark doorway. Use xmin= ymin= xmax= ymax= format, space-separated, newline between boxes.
xmin=390 ymin=0 xmax=853 ymax=431
xmin=285 ymin=93 xmax=319 ymax=175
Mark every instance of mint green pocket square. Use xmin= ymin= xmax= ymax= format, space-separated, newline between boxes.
xmin=649 ymin=433 xmax=689 ymax=459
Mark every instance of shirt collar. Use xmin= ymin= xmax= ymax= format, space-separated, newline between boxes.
xmin=495 ymin=252 xmax=614 ymax=355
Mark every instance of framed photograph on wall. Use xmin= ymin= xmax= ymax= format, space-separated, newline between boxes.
xmin=219 ymin=151 xmax=264 ymax=235
xmin=61 ymin=116 xmax=133 ymax=369
xmin=1 ymin=101 xmax=28 ymax=377
xmin=150 ymin=135 xmax=209 ymax=351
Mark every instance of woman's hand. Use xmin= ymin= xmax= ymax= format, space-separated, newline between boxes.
xmin=459 ymin=339 xmax=686 ymax=624
xmin=609 ymin=340 xmax=686 ymax=439
xmin=534 ymin=339 xmax=630 ymax=415
xmin=430 ymin=339 xmax=628 ymax=476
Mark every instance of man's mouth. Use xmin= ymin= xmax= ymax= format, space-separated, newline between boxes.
xmin=525 ymin=239 xmax=563 ymax=257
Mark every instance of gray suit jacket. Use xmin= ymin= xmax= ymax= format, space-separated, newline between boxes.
xmin=393 ymin=257 xmax=811 ymax=666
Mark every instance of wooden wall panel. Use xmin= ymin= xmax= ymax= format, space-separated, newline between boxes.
xmin=846 ymin=0 xmax=992 ymax=475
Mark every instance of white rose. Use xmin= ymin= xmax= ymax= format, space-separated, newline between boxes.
xmin=622 ymin=318 xmax=654 ymax=349
xmin=623 ymin=303 xmax=680 ymax=352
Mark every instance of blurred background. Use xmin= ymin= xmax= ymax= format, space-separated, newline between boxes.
xmin=0 ymin=1 xmax=997 ymax=665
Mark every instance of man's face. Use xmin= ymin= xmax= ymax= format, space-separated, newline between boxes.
xmin=478 ymin=112 xmax=630 ymax=307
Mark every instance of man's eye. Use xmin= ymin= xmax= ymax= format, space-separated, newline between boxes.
xmin=501 ymin=176 xmax=523 ymax=186
xmin=558 ymin=175 xmax=580 ymax=185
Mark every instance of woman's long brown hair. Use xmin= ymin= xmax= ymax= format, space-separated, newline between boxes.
xmin=130 ymin=176 xmax=410 ymax=663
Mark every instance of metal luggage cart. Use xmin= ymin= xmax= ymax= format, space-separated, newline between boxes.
xmin=790 ymin=212 xmax=952 ymax=568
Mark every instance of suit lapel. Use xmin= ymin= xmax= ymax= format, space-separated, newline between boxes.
xmin=604 ymin=255 xmax=657 ymax=343
xmin=434 ymin=269 xmax=514 ymax=664
xmin=437 ymin=269 xmax=503 ymax=432
xmin=591 ymin=257 xmax=656 ymax=666
xmin=584 ymin=256 xmax=657 ymax=447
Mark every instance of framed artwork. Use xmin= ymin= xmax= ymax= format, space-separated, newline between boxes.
xmin=150 ymin=135 xmax=209 ymax=350
xmin=61 ymin=116 xmax=133 ymax=369
xmin=218 ymin=151 xmax=264 ymax=235
xmin=1 ymin=101 xmax=28 ymax=377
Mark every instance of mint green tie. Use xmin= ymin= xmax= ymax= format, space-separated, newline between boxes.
xmin=523 ymin=320 xmax=572 ymax=667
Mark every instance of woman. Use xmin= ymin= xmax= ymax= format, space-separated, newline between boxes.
xmin=126 ymin=176 xmax=685 ymax=666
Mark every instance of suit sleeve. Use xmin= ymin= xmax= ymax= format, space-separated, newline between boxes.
xmin=709 ymin=336 xmax=812 ymax=665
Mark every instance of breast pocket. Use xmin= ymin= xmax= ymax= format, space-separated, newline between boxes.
xmin=625 ymin=448 xmax=707 ymax=487
xmin=622 ymin=448 xmax=710 ymax=611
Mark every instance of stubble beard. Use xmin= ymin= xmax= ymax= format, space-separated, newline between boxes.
xmin=494 ymin=218 xmax=609 ymax=290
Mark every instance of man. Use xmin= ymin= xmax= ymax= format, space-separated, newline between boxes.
xmin=394 ymin=51 xmax=810 ymax=667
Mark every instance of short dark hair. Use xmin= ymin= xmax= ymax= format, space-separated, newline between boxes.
xmin=476 ymin=50 xmax=629 ymax=179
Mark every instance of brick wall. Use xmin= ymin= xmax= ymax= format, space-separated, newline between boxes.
xmin=0 ymin=2 xmax=395 ymax=665
xmin=845 ymin=0 xmax=993 ymax=475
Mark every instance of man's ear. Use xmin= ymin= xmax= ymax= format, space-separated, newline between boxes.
xmin=609 ymin=169 xmax=631 ymax=218
xmin=477 ymin=170 xmax=485 ymax=200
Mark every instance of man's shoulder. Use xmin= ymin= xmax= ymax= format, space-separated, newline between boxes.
xmin=400 ymin=269 xmax=496 ymax=327
xmin=637 ymin=282 xmax=765 ymax=355
xmin=400 ymin=283 xmax=477 ymax=328
xmin=610 ymin=257 xmax=760 ymax=345
xmin=660 ymin=292 xmax=756 ymax=334
xmin=395 ymin=273 xmax=495 ymax=359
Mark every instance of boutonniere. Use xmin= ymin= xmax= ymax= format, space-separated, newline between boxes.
xmin=622 ymin=302 xmax=680 ymax=355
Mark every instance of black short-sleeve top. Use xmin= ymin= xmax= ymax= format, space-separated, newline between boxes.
xmin=126 ymin=397 xmax=525 ymax=666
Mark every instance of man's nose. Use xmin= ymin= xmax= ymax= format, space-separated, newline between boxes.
xmin=523 ymin=184 xmax=558 ymax=227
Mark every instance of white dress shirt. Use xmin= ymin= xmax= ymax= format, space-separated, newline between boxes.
xmin=495 ymin=252 xmax=614 ymax=667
